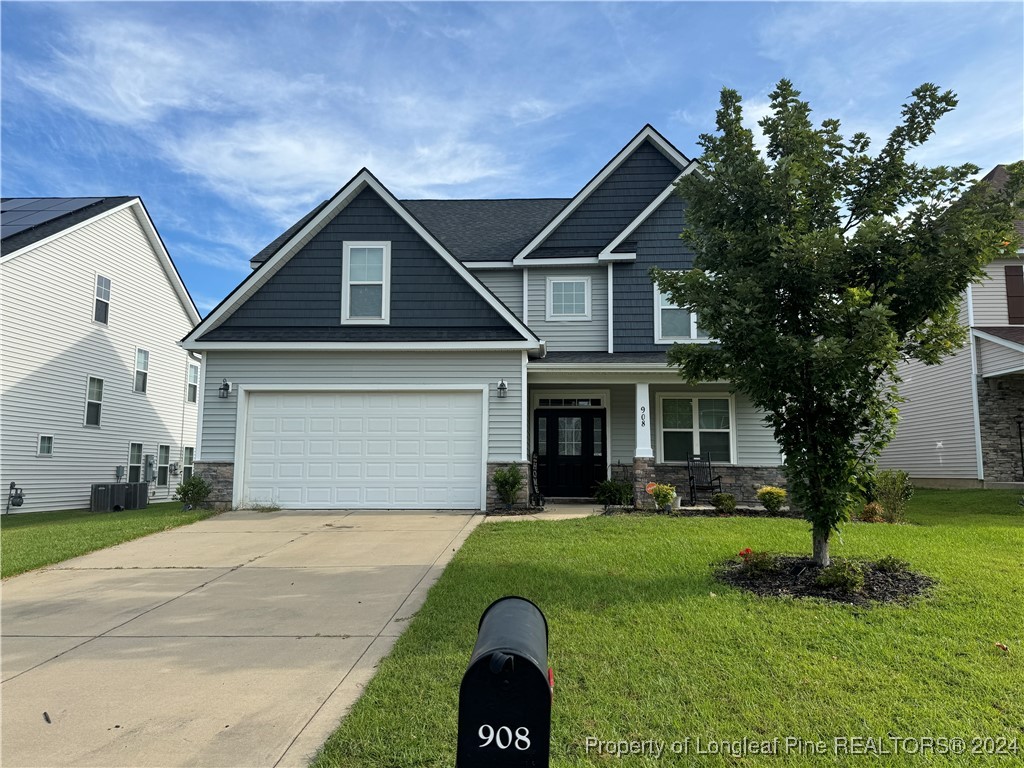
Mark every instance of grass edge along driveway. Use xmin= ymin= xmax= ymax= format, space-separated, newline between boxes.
xmin=313 ymin=489 xmax=1023 ymax=767
xmin=1 ymin=502 xmax=217 ymax=578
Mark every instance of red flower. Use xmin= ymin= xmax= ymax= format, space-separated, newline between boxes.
xmin=739 ymin=548 xmax=753 ymax=559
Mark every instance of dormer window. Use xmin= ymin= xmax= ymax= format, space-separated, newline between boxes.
xmin=341 ymin=242 xmax=391 ymax=324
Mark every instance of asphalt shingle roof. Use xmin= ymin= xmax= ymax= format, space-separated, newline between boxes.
xmin=1 ymin=197 xmax=136 ymax=256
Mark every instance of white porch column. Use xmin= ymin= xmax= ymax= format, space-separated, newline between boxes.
xmin=635 ymin=382 xmax=654 ymax=458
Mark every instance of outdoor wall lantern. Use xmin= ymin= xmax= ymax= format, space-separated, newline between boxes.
xmin=218 ymin=378 xmax=233 ymax=399
xmin=497 ymin=379 xmax=508 ymax=398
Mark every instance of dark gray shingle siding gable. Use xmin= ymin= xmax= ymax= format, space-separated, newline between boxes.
xmin=529 ymin=139 xmax=682 ymax=258
xmin=613 ymin=194 xmax=695 ymax=353
xmin=204 ymin=187 xmax=523 ymax=342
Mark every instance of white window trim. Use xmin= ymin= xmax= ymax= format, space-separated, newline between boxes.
xmin=186 ymin=362 xmax=200 ymax=403
xmin=341 ymin=241 xmax=391 ymax=325
xmin=134 ymin=347 xmax=150 ymax=393
xmin=653 ymin=283 xmax=712 ymax=344
xmin=655 ymin=392 xmax=736 ymax=465
xmin=37 ymin=434 xmax=54 ymax=457
xmin=93 ymin=273 xmax=111 ymax=326
xmin=84 ymin=376 xmax=103 ymax=427
xmin=545 ymin=276 xmax=591 ymax=321
xmin=182 ymin=446 xmax=195 ymax=481
xmin=128 ymin=442 xmax=144 ymax=483
xmin=157 ymin=444 xmax=171 ymax=487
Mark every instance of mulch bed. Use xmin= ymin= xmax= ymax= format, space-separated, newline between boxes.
xmin=716 ymin=556 xmax=935 ymax=606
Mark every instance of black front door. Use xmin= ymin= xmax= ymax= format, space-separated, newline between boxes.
xmin=534 ymin=409 xmax=606 ymax=497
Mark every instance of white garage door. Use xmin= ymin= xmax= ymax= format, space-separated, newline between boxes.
xmin=242 ymin=390 xmax=483 ymax=509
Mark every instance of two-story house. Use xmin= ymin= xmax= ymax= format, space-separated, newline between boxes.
xmin=879 ymin=165 xmax=1024 ymax=487
xmin=183 ymin=126 xmax=785 ymax=511
xmin=1 ymin=197 xmax=202 ymax=512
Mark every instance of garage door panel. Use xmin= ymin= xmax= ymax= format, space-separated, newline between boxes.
xmin=243 ymin=390 xmax=482 ymax=509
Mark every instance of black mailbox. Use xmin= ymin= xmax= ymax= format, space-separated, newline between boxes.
xmin=457 ymin=596 xmax=551 ymax=768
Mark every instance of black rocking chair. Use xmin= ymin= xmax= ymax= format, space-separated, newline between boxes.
xmin=686 ymin=454 xmax=723 ymax=504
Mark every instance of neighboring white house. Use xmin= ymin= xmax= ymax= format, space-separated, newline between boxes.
xmin=879 ymin=165 xmax=1024 ymax=487
xmin=1 ymin=197 xmax=202 ymax=513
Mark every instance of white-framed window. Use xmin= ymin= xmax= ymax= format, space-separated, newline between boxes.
xmin=157 ymin=445 xmax=170 ymax=486
xmin=133 ymin=348 xmax=149 ymax=393
xmin=128 ymin=443 xmax=143 ymax=482
xmin=546 ymin=276 xmax=591 ymax=321
xmin=94 ymin=275 xmax=111 ymax=324
xmin=654 ymin=283 xmax=709 ymax=343
xmin=182 ymin=446 xmax=194 ymax=482
xmin=85 ymin=377 xmax=103 ymax=426
xmin=657 ymin=394 xmax=734 ymax=464
xmin=37 ymin=435 xmax=54 ymax=456
xmin=186 ymin=363 xmax=199 ymax=403
xmin=341 ymin=241 xmax=390 ymax=324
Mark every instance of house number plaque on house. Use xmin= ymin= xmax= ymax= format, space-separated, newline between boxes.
xmin=639 ymin=405 xmax=647 ymax=428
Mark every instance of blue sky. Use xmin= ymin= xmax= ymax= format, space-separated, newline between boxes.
xmin=3 ymin=1 xmax=1022 ymax=314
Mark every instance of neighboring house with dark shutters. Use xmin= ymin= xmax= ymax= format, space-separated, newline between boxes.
xmin=1 ymin=197 xmax=201 ymax=512
xmin=183 ymin=126 xmax=787 ymax=511
xmin=879 ymin=164 xmax=1024 ymax=486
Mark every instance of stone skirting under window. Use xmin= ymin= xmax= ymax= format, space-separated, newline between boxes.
xmin=614 ymin=459 xmax=785 ymax=505
xmin=193 ymin=461 xmax=234 ymax=509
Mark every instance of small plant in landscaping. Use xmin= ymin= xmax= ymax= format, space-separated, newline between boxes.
xmin=756 ymin=485 xmax=787 ymax=516
xmin=875 ymin=555 xmax=910 ymax=574
xmin=594 ymin=479 xmax=633 ymax=508
xmin=492 ymin=465 xmax=524 ymax=509
xmin=245 ymin=502 xmax=281 ymax=513
xmin=859 ymin=501 xmax=885 ymax=523
xmin=737 ymin=547 xmax=777 ymax=576
xmin=174 ymin=475 xmax=212 ymax=509
xmin=646 ymin=482 xmax=676 ymax=509
xmin=815 ymin=560 xmax=866 ymax=593
xmin=711 ymin=492 xmax=736 ymax=513
xmin=874 ymin=469 xmax=914 ymax=522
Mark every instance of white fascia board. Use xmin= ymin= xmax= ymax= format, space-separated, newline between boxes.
xmin=512 ymin=256 xmax=603 ymax=267
xmin=512 ymin=125 xmax=691 ymax=266
xmin=183 ymin=169 xmax=539 ymax=346
xmin=181 ymin=340 xmax=539 ymax=352
xmin=465 ymin=261 xmax=518 ymax=270
xmin=597 ymin=160 xmax=700 ymax=261
xmin=0 ymin=199 xmax=138 ymax=263
xmin=971 ymin=328 xmax=1024 ymax=352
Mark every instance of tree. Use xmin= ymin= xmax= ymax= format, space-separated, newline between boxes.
xmin=655 ymin=80 xmax=1022 ymax=566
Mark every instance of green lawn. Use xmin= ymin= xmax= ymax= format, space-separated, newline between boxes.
xmin=0 ymin=502 xmax=217 ymax=578
xmin=314 ymin=489 xmax=1024 ymax=767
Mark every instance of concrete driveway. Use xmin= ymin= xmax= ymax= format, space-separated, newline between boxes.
xmin=1 ymin=508 xmax=481 ymax=768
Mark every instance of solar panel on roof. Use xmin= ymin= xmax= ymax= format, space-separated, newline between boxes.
xmin=0 ymin=198 xmax=45 ymax=213
xmin=46 ymin=198 xmax=103 ymax=211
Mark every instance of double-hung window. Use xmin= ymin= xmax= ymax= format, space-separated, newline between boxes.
xmin=157 ymin=445 xmax=170 ymax=486
xmin=186 ymin=363 xmax=200 ymax=403
xmin=182 ymin=447 xmax=194 ymax=482
xmin=342 ymin=242 xmax=390 ymax=324
xmin=658 ymin=396 xmax=733 ymax=463
xmin=37 ymin=435 xmax=54 ymax=456
xmin=134 ymin=349 xmax=149 ymax=393
xmin=546 ymin=277 xmax=591 ymax=321
xmin=94 ymin=275 xmax=111 ymax=324
xmin=85 ymin=377 xmax=104 ymax=426
xmin=654 ymin=284 xmax=708 ymax=343
xmin=128 ymin=443 xmax=143 ymax=482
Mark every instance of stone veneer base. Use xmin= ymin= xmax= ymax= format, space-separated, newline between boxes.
xmin=193 ymin=461 xmax=234 ymax=510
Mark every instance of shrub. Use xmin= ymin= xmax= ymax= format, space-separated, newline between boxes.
xmin=711 ymin=492 xmax=736 ymax=513
xmin=860 ymin=501 xmax=885 ymax=523
xmin=756 ymin=486 xmax=787 ymax=516
xmin=492 ymin=465 xmax=524 ymax=508
xmin=594 ymin=479 xmax=633 ymax=508
xmin=875 ymin=555 xmax=910 ymax=573
xmin=815 ymin=560 xmax=865 ymax=593
xmin=874 ymin=469 xmax=914 ymax=522
xmin=647 ymin=483 xmax=676 ymax=509
xmin=738 ymin=548 xmax=777 ymax=576
xmin=174 ymin=475 xmax=212 ymax=509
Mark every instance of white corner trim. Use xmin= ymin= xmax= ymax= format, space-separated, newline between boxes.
xmin=340 ymin=241 xmax=391 ymax=325
xmin=545 ymin=275 xmax=592 ymax=322
xmin=967 ymin=335 xmax=984 ymax=480
xmin=522 ymin=268 xmax=529 ymax=326
xmin=521 ymin=351 xmax=528 ymax=462
xmin=965 ymin=284 xmax=975 ymax=327
xmin=195 ymin=355 xmax=207 ymax=461
xmin=607 ymin=262 xmax=614 ymax=354
xmin=512 ymin=125 xmax=691 ymax=265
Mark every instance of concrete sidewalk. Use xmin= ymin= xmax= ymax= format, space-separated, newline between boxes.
xmin=1 ymin=508 xmax=481 ymax=768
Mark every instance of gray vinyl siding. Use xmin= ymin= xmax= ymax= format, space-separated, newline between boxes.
xmin=610 ymin=384 xmax=636 ymax=465
xmin=206 ymin=188 xmax=520 ymax=342
xmin=200 ymin=351 xmax=523 ymax=462
xmin=527 ymin=267 xmax=607 ymax=351
xmin=532 ymin=139 xmax=682 ymax=256
xmin=878 ymin=340 xmax=979 ymax=479
xmin=614 ymin=196 xmax=695 ymax=352
xmin=977 ymin=337 xmax=1024 ymax=376
xmin=973 ymin=258 xmax=1021 ymax=326
xmin=476 ymin=269 xmax=524 ymax=320
xmin=0 ymin=207 xmax=199 ymax=513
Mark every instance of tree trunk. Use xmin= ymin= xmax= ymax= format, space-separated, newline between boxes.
xmin=812 ymin=526 xmax=831 ymax=567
